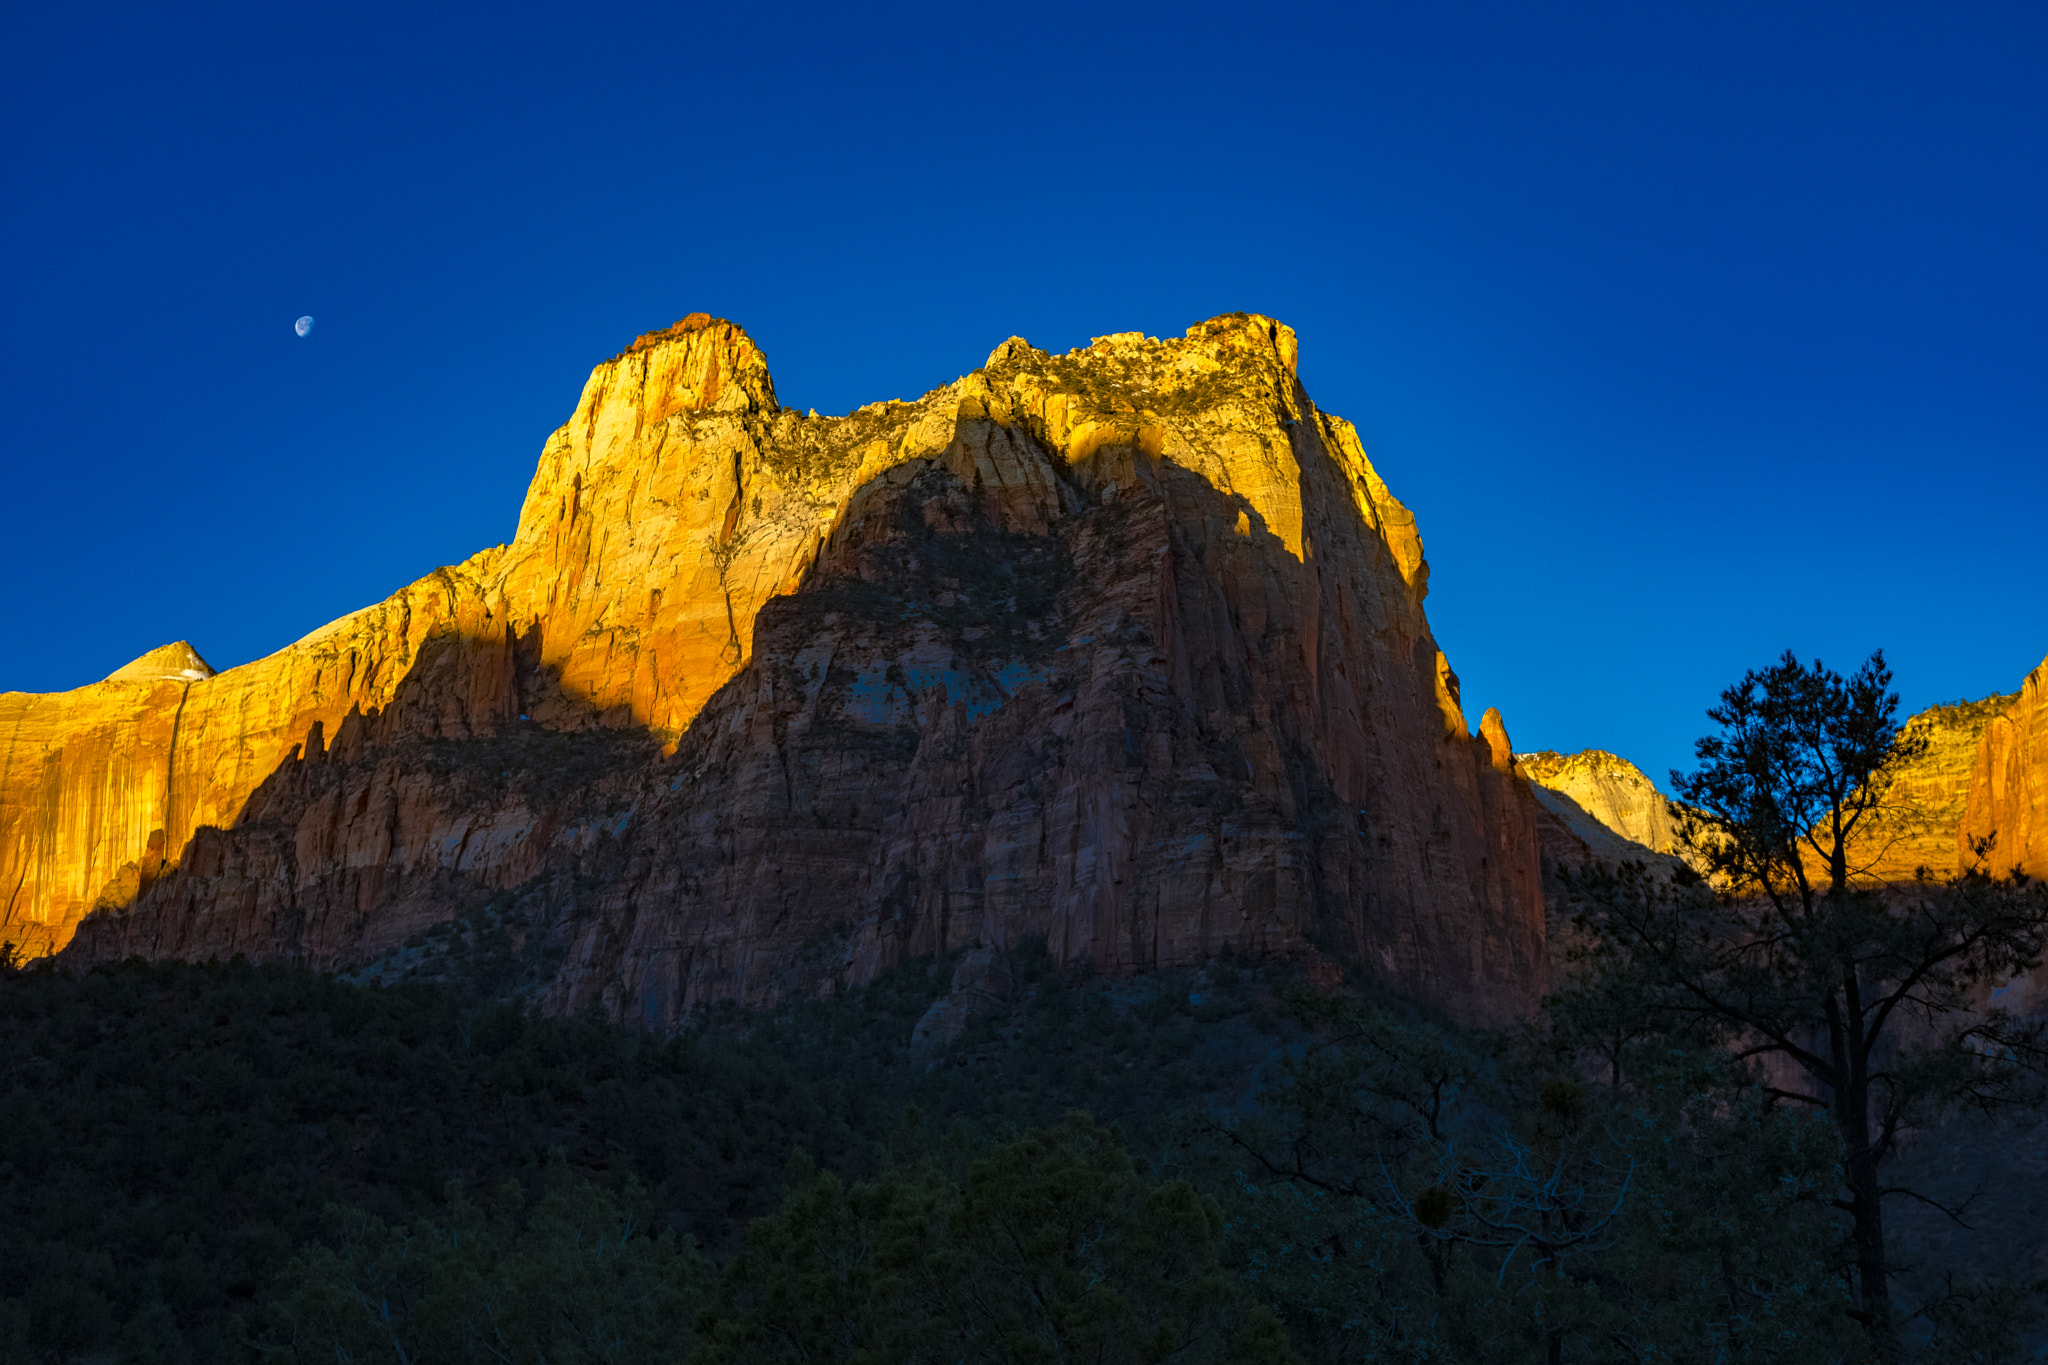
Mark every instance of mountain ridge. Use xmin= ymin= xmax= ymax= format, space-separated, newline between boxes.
xmin=6 ymin=313 xmax=1548 ymax=1024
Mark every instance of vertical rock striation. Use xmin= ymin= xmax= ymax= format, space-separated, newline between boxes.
xmin=11 ymin=314 xmax=1549 ymax=1023
xmin=0 ymin=568 xmax=514 ymax=956
xmin=1959 ymin=653 xmax=2048 ymax=879
xmin=1843 ymin=692 xmax=2020 ymax=883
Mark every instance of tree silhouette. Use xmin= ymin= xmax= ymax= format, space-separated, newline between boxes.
xmin=1560 ymin=649 xmax=2048 ymax=1358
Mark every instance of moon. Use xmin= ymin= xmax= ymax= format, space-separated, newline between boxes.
xmin=294 ymin=316 xmax=314 ymax=337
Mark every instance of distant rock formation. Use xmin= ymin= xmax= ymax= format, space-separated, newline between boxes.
xmin=1845 ymin=691 xmax=2019 ymax=882
xmin=1514 ymin=749 xmax=1690 ymax=888
xmin=1513 ymin=680 xmax=2048 ymax=892
xmin=3 ymin=314 xmax=1548 ymax=1025
xmin=911 ymin=947 xmax=1015 ymax=1056
xmin=1959 ymin=654 xmax=2048 ymax=880
xmin=1511 ymin=677 xmax=2048 ymax=893
xmin=1517 ymin=749 xmax=1682 ymax=854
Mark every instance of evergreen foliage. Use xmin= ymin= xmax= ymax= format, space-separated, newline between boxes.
xmin=0 ymin=949 xmax=1302 ymax=1362
xmin=259 ymin=1166 xmax=706 ymax=1364
xmin=1554 ymin=650 xmax=2048 ymax=1359
xmin=700 ymin=1115 xmax=1292 ymax=1365
xmin=1215 ymin=990 xmax=1857 ymax=1362
xmin=0 ymin=871 xmax=2038 ymax=1363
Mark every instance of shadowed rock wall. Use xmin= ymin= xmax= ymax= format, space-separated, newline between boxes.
xmin=10 ymin=314 xmax=1548 ymax=1023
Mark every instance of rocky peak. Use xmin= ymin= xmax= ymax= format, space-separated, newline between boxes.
xmin=596 ymin=313 xmax=775 ymax=419
xmin=492 ymin=310 xmax=1434 ymax=743
xmin=14 ymin=311 xmax=1548 ymax=1028
xmin=1516 ymin=748 xmax=1687 ymax=862
xmin=101 ymin=642 xmax=216 ymax=685
xmin=1179 ymin=312 xmax=1299 ymax=374
xmin=1477 ymin=708 xmax=1515 ymax=770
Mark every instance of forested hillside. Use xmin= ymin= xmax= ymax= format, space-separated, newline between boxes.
xmin=6 ymin=938 xmax=2033 ymax=1363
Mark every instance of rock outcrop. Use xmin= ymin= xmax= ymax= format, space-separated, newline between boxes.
xmin=1513 ymin=748 xmax=1693 ymax=893
xmin=1844 ymin=691 xmax=2021 ymax=882
xmin=6 ymin=314 xmax=1549 ymax=1024
xmin=1507 ymin=681 xmax=2044 ymax=893
xmin=104 ymin=642 xmax=217 ymax=684
xmin=910 ymin=947 xmax=1016 ymax=1056
xmin=1518 ymin=750 xmax=1680 ymax=852
xmin=1958 ymin=654 xmax=2048 ymax=879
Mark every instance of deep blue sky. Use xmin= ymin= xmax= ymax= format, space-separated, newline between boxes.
xmin=4 ymin=1 xmax=2043 ymax=788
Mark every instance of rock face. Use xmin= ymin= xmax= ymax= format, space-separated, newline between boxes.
xmin=1959 ymin=654 xmax=2048 ymax=879
xmin=1517 ymin=750 xmax=1680 ymax=853
xmin=7 ymin=314 xmax=1549 ymax=1024
xmin=1512 ymin=749 xmax=1694 ymax=895
xmin=1845 ymin=692 xmax=2020 ymax=883
xmin=910 ymin=947 xmax=1016 ymax=1056
xmin=1506 ymin=683 xmax=2044 ymax=892
xmin=104 ymin=642 xmax=217 ymax=684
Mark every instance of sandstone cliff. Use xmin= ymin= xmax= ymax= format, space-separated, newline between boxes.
xmin=1517 ymin=748 xmax=1680 ymax=850
xmin=1507 ymin=685 xmax=2039 ymax=892
xmin=6 ymin=314 xmax=1548 ymax=1024
xmin=1511 ymin=748 xmax=1698 ymax=897
xmin=1844 ymin=691 xmax=2020 ymax=882
xmin=1958 ymin=653 xmax=2048 ymax=879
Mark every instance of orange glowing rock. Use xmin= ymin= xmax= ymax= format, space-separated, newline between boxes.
xmin=6 ymin=314 xmax=1551 ymax=1024
xmin=1959 ymin=653 xmax=2048 ymax=880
